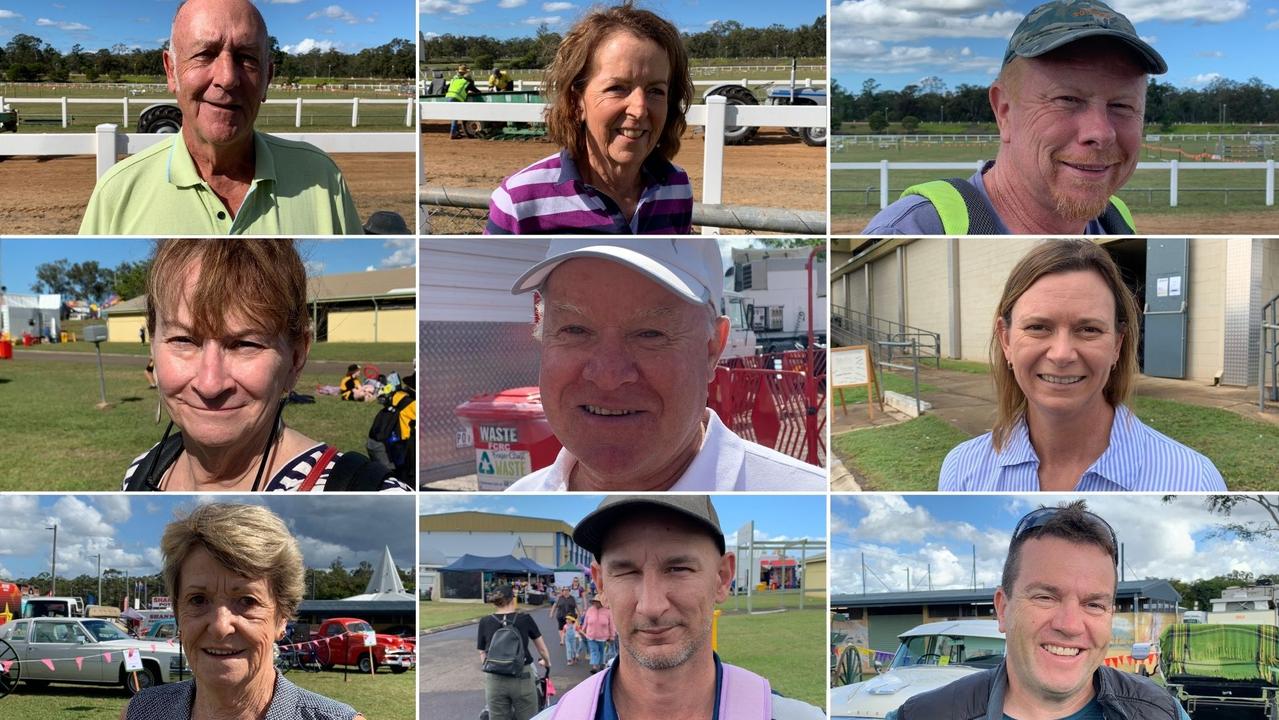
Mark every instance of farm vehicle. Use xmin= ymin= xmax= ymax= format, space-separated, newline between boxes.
xmin=312 ymin=617 xmax=416 ymax=674
xmin=1155 ymin=622 xmax=1279 ymax=719
xmin=0 ymin=104 xmax=17 ymax=133
xmin=702 ymin=60 xmax=826 ymax=147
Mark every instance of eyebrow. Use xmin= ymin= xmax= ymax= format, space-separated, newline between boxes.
xmin=548 ymin=302 xmax=680 ymax=323
xmin=1019 ymin=314 xmax=1112 ymax=327
xmin=1022 ymin=582 xmax=1112 ymax=603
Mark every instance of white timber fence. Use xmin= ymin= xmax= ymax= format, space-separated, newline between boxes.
xmin=0 ymin=96 xmax=415 ymax=128
xmin=832 ymin=159 xmax=1279 ymax=209
xmin=0 ymin=124 xmax=416 ymax=180
xmin=437 ymin=78 xmax=828 ymax=93
xmin=418 ymin=95 xmax=829 ymax=234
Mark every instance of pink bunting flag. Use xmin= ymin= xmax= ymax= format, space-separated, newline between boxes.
xmin=41 ymin=659 xmax=55 ymax=671
xmin=103 ymin=652 xmax=112 ymax=663
xmin=151 ymin=644 xmax=157 ymax=653
xmin=0 ymin=660 xmax=11 ymax=674
xmin=76 ymin=657 xmax=84 ymax=671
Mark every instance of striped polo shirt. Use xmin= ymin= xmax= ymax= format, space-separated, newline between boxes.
xmin=485 ymin=149 xmax=693 ymax=234
xmin=938 ymin=404 xmax=1226 ymax=491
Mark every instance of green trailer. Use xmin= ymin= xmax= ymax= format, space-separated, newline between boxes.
xmin=421 ymin=90 xmax=546 ymax=140
xmin=1159 ymin=623 xmax=1279 ymax=718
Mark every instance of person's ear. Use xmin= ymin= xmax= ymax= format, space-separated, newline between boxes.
xmin=706 ymin=316 xmax=728 ymax=374
xmin=994 ymin=586 xmax=1009 ymax=634
xmin=715 ymin=551 xmax=735 ymax=604
xmin=990 ymin=81 xmax=1012 ymax=145
xmin=996 ymin=315 xmax=1012 ymax=367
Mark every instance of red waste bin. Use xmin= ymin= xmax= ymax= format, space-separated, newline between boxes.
xmin=455 ymin=387 xmax=562 ymax=491
xmin=0 ymin=340 xmax=11 ymax=359
xmin=21 ymin=334 xmax=33 ymax=347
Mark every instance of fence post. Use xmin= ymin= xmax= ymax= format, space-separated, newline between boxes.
xmin=95 ymin=123 xmax=118 ymax=179
xmin=404 ymin=97 xmax=413 ymax=127
xmin=61 ymin=96 xmax=69 ymax=128
xmin=701 ymin=95 xmax=726 ymax=235
xmin=351 ymin=97 xmax=360 ymax=128
xmin=1268 ymin=159 xmax=1275 ymax=207
xmin=879 ymin=159 xmax=889 ymax=209
xmin=122 ymin=97 xmax=129 ymax=126
xmin=295 ymin=97 xmax=303 ymax=127
xmin=1169 ymin=159 xmax=1178 ymax=207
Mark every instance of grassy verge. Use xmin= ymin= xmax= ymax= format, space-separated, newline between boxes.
xmin=939 ymin=358 xmax=991 ymax=374
xmin=1130 ymin=396 xmax=1279 ymax=487
xmin=421 ymin=600 xmax=493 ymax=630
xmin=832 ymin=415 xmax=972 ymax=491
xmin=21 ymin=341 xmax=414 ymax=363
xmin=716 ymin=608 xmax=825 ymax=708
xmin=833 ymin=371 xmax=937 ymax=406
xmin=0 ymin=356 xmax=394 ymax=489
xmin=0 ymin=669 xmax=414 ymax=720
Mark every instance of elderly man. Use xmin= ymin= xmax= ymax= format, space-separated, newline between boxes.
xmin=863 ymin=0 xmax=1166 ymax=235
xmin=887 ymin=502 xmax=1189 ymax=720
xmin=504 ymin=239 xmax=826 ymax=492
xmin=532 ymin=495 xmax=824 ymax=720
xmin=79 ymin=0 xmax=362 ymax=235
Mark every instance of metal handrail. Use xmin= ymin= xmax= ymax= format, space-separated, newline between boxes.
xmin=832 ymin=306 xmax=941 ymax=368
xmin=1261 ymin=294 xmax=1279 ymax=411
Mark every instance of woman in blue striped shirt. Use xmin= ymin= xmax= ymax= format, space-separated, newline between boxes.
xmin=939 ymin=240 xmax=1225 ymax=491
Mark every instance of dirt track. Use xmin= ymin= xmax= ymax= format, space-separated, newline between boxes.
xmin=0 ymin=152 xmax=415 ymax=235
xmin=833 ymin=209 xmax=1279 ymax=235
xmin=421 ymin=125 xmax=827 ymax=214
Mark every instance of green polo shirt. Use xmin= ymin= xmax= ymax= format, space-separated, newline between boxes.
xmin=79 ymin=131 xmax=363 ymax=235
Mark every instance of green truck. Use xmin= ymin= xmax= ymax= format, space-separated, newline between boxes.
xmin=1158 ymin=623 xmax=1279 ymax=719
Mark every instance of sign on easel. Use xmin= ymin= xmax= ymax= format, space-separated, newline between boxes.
xmin=831 ymin=345 xmax=878 ymax=419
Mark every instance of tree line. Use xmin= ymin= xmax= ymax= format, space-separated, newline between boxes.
xmin=12 ymin=557 xmax=414 ymax=607
xmin=30 ymin=258 xmax=149 ymax=307
xmin=835 ymin=76 xmax=1279 ymax=130
xmin=423 ymin=17 xmax=826 ymax=71
xmin=0 ymin=34 xmax=414 ymax=83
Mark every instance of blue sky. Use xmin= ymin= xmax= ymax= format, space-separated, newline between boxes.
xmin=420 ymin=494 xmax=827 ymax=550
xmin=0 ymin=494 xmax=417 ymax=584
xmin=420 ymin=0 xmax=824 ymax=43
xmin=829 ymin=494 xmax=1279 ymax=597
xmin=0 ymin=239 xmax=414 ymax=299
xmin=0 ymin=0 xmax=413 ymax=55
xmin=832 ymin=0 xmax=1279 ymax=91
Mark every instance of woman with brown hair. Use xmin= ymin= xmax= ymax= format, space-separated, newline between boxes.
xmin=485 ymin=2 xmax=694 ymax=234
xmin=122 ymin=239 xmax=410 ymax=491
xmin=939 ymin=239 xmax=1224 ymax=491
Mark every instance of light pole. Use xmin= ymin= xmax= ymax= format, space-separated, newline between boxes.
xmin=46 ymin=524 xmax=58 ymax=595
xmin=92 ymin=553 xmax=102 ymax=606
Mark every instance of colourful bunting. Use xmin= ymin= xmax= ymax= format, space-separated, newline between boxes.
xmin=41 ymin=658 xmax=55 ymax=671
xmin=75 ymin=656 xmax=84 ymax=671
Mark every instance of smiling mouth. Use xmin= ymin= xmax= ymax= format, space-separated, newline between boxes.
xmin=582 ymin=405 xmax=639 ymax=417
xmin=203 ymin=648 xmax=244 ymax=657
xmin=615 ymin=128 xmax=647 ymax=140
xmin=1038 ymin=374 xmax=1085 ymax=385
xmin=1042 ymin=644 xmax=1082 ymax=657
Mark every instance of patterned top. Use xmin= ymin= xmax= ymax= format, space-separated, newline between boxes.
xmin=485 ymin=149 xmax=693 ymax=234
xmin=938 ymin=404 xmax=1226 ymax=491
xmin=124 ymin=671 xmax=358 ymax=720
xmin=122 ymin=442 xmax=411 ymax=492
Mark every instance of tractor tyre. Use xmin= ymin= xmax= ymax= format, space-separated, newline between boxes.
xmin=708 ymin=86 xmax=759 ymax=146
xmin=138 ymin=105 xmax=183 ymax=133
xmin=801 ymin=124 xmax=827 ymax=147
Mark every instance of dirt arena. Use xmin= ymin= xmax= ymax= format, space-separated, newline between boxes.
xmin=0 ymin=152 xmax=416 ymax=235
xmin=833 ymin=209 xmax=1279 ymax=235
xmin=421 ymin=125 xmax=827 ymax=217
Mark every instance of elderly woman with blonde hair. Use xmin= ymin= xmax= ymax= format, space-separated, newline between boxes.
xmin=121 ymin=503 xmax=364 ymax=720
xmin=940 ymin=239 xmax=1225 ymax=491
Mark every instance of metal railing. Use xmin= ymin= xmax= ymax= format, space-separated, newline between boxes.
xmin=875 ymin=339 xmax=922 ymax=417
xmin=1261 ymin=293 xmax=1279 ymax=411
xmin=830 ymin=306 xmax=940 ymax=369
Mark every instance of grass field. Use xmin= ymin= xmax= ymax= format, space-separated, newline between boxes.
xmin=0 ymin=350 xmax=409 ymax=490
xmin=0 ymin=82 xmax=411 ymax=133
xmin=421 ymin=601 xmax=493 ymax=630
xmin=832 ymin=371 xmax=937 ymax=407
xmin=0 ymin=668 xmax=414 ymax=720
xmin=831 ymin=415 xmax=971 ymax=490
xmin=716 ymin=608 xmax=825 ymax=708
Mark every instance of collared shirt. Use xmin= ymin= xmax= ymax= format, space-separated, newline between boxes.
xmin=505 ymin=409 xmax=827 ymax=491
xmin=938 ymin=404 xmax=1226 ymax=491
xmin=862 ymin=160 xmax=1109 ymax=235
xmin=485 ymin=149 xmax=693 ymax=234
xmin=80 ymin=131 xmax=363 ymax=235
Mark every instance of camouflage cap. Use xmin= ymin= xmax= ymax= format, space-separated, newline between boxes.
xmin=1004 ymin=0 xmax=1166 ymax=74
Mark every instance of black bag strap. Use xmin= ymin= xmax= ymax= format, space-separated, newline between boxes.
xmin=939 ymin=178 xmax=1002 ymax=235
xmin=125 ymin=428 xmax=186 ymax=491
xmin=322 ymin=451 xmax=392 ymax=492
xmin=1097 ymin=201 xmax=1135 ymax=234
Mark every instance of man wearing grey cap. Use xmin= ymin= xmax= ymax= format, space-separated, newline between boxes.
xmin=530 ymin=495 xmax=824 ymax=720
xmin=504 ymin=238 xmax=826 ymax=492
xmin=863 ymin=0 xmax=1165 ymax=236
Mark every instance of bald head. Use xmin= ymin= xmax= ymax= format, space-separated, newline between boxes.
xmin=169 ymin=0 xmax=270 ymax=66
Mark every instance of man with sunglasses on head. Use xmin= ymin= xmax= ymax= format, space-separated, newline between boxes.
xmin=889 ymin=502 xmax=1189 ymax=720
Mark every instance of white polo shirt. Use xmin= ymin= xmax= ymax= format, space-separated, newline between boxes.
xmin=505 ymin=410 xmax=827 ymax=492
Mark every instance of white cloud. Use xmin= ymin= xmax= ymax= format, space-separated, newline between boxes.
xmin=306 ymin=4 xmax=360 ymax=23
xmin=835 ymin=38 xmax=999 ymax=77
xmin=283 ymin=38 xmax=337 ymax=55
xmin=1139 ymin=34 xmax=1156 ymax=45
xmin=498 ymin=0 xmax=526 ymax=7
xmin=0 ymin=9 xmax=23 ymax=19
xmin=1267 ymin=20 xmax=1279 ymax=31
xmin=1112 ymin=0 xmax=1246 ymax=24
xmin=420 ymin=0 xmax=474 ymax=15
xmin=381 ymin=239 xmax=415 ymax=268
xmin=1195 ymin=50 xmax=1223 ymax=58
xmin=543 ymin=1 xmax=574 ymax=10
xmin=35 ymin=17 xmax=89 ymax=31
xmin=303 ymin=258 xmax=328 ymax=274
xmin=831 ymin=0 xmax=1021 ymax=42
xmin=522 ymin=15 xmax=561 ymax=25
xmin=1188 ymin=72 xmax=1223 ymax=86
xmin=94 ymin=496 xmax=133 ymax=524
